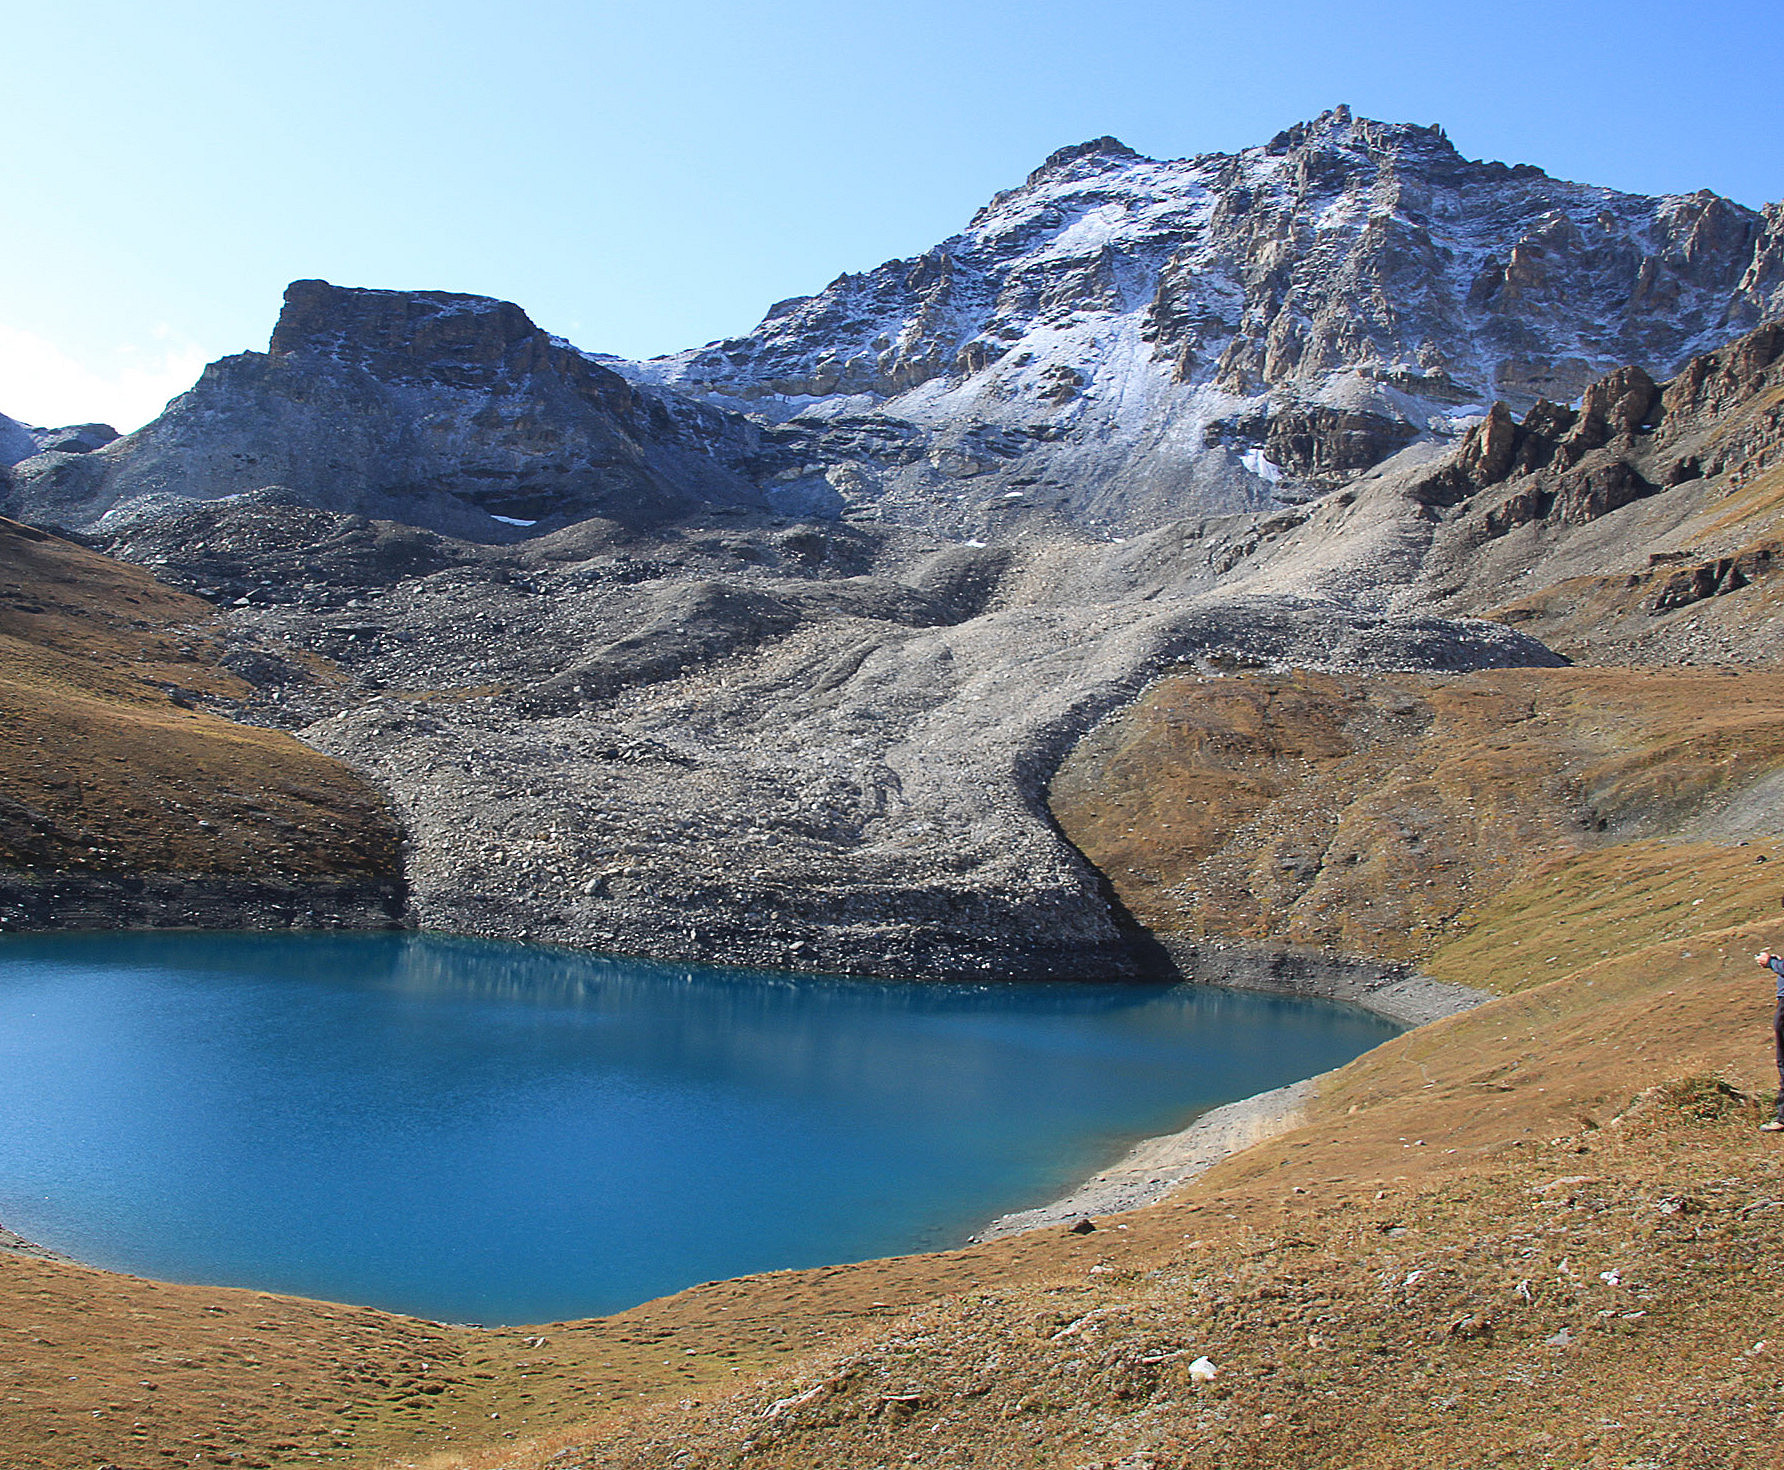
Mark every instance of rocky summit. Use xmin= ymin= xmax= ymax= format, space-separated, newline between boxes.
xmin=10 ymin=108 xmax=1784 ymax=546
xmin=636 ymin=105 xmax=1783 ymax=532
xmin=2 ymin=109 xmax=1782 ymax=986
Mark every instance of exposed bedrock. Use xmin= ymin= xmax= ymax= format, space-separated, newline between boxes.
xmin=2 ymin=281 xmax=775 ymax=541
xmin=10 ymin=112 xmax=1780 ymax=551
xmin=635 ymin=107 xmax=1778 ymax=532
xmin=8 ymin=118 xmax=1783 ymax=979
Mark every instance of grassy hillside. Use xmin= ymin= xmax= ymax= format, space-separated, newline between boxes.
xmin=0 ymin=514 xmax=400 ymax=890
xmin=1048 ymin=666 xmax=1784 ymax=967
xmin=440 ymin=908 xmax=1784 ymax=1470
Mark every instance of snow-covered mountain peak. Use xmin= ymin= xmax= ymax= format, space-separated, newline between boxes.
xmin=614 ymin=112 xmax=1779 ymax=534
xmin=1021 ymin=135 xmax=1153 ymax=187
xmin=15 ymin=115 xmax=1780 ymax=545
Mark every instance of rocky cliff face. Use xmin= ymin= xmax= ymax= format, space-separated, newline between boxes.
xmin=632 ymin=107 xmax=1777 ymax=533
xmin=4 ymin=282 xmax=773 ymax=539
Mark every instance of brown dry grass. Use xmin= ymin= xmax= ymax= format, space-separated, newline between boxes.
xmin=0 ymin=515 xmax=397 ymax=880
xmin=1047 ymin=666 xmax=1784 ymax=968
xmin=425 ymin=906 xmax=1784 ymax=1470
xmin=8 ymin=825 xmax=1781 ymax=1470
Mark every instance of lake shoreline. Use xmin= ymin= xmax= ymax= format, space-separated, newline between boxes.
xmin=0 ymin=928 xmax=1481 ymax=1303
xmin=1154 ymin=934 xmax=1492 ymax=1028
xmin=0 ymin=1220 xmax=73 ymax=1263
xmin=0 ymin=870 xmax=407 ymax=937
xmin=970 ymin=947 xmax=1491 ymax=1240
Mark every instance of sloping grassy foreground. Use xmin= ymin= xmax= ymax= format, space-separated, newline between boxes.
xmin=431 ymin=891 xmax=1784 ymax=1470
xmin=6 ymin=558 xmax=1784 ymax=1469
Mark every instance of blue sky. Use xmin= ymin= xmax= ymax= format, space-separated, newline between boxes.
xmin=3 ymin=0 xmax=1780 ymax=431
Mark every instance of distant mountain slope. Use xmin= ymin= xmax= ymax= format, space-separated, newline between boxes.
xmin=3 ymin=282 xmax=776 ymax=540
xmin=7 ymin=110 xmax=1779 ymax=544
xmin=633 ymin=106 xmax=1781 ymax=531
xmin=0 ymin=411 xmax=36 ymax=466
xmin=0 ymin=411 xmax=114 ymax=467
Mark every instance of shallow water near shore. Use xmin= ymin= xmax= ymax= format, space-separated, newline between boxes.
xmin=0 ymin=931 xmax=1396 ymax=1323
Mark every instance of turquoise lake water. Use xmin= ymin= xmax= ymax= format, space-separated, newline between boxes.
xmin=0 ymin=931 xmax=1397 ymax=1324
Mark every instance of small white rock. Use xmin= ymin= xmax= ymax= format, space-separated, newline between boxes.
xmin=1188 ymin=1356 xmax=1218 ymax=1382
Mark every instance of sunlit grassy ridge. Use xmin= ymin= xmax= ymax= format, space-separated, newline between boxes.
xmin=1049 ymin=666 xmax=1784 ymax=966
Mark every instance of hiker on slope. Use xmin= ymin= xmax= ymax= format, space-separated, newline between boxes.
xmin=1758 ymin=937 xmax=1784 ymax=1133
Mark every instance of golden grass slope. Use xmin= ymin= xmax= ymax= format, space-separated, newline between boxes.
xmin=1048 ymin=666 xmax=1784 ymax=965
xmin=425 ymin=898 xmax=1784 ymax=1470
xmin=8 ymin=928 xmax=1780 ymax=1470
xmin=0 ymin=514 xmax=398 ymax=883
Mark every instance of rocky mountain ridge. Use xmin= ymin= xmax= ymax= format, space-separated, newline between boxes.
xmin=631 ymin=106 xmax=1783 ymax=532
xmin=6 ymin=281 xmax=781 ymax=541
xmin=0 ymin=410 xmax=116 ymax=466
xmin=7 ymin=109 xmax=1781 ymax=546
xmin=31 ymin=316 xmax=1770 ymax=980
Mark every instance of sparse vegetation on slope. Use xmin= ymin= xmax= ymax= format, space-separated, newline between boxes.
xmin=0 ymin=514 xmax=403 ymax=923
xmin=9 ymin=931 xmax=1782 ymax=1470
xmin=1048 ymin=666 xmax=1784 ymax=966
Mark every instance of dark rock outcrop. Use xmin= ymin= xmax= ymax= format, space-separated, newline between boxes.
xmin=3 ymin=282 xmax=776 ymax=539
xmin=1414 ymin=362 xmax=1668 ymax=532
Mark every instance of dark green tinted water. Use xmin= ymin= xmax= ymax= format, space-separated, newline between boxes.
xmin=0 ymin=931 xmax=1396 ymax=1323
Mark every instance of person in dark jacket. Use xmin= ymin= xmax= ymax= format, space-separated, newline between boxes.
xmin=1758 ymin=943 xmax=1784 ymax=1132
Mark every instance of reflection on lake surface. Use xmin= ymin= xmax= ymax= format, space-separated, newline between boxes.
xmin=0 ymin=931 xmax=1396 ymax=1323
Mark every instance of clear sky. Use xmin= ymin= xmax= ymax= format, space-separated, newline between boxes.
xmin=3 ymin=0 xmax=1780 ymax=432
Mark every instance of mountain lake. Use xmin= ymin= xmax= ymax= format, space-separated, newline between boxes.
xmin=0 ymin=930 xmax=1397 ymax=1324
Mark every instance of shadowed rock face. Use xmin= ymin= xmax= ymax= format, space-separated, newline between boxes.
xmin=3 ymin=282 xmax=776 ymax=539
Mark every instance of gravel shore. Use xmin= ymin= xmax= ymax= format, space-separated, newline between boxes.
xmin=972 ymin=964 xmax=1491 ymax=1240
